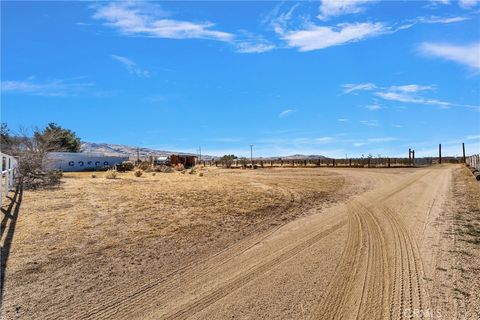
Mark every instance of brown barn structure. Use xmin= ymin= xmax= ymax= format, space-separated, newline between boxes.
xmin=170 ymin=154 xmax=197 ymax=167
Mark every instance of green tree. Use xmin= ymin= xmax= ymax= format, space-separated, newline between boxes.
xmin=34 ymin=122 xmax=81 ymax=152
xmin=220 ymin=154 xmax=237 ymax=168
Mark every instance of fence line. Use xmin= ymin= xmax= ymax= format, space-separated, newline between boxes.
xmin=466 ymin=154 xmax=480 ymax=170
xmin=1 ymin=152 xmax=19 ymax=208
xmin=201 ymin=155 xmax=468 ymax=169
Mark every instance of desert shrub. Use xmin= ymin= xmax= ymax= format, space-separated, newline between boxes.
xmin=134 ymin=169 xmax=143 ymax=177
xmin=122 ymin=161 xmax=135 ymax=171
xmin=91 ymin=173 xmax=97 ymax=178
xmin=138 ymin=161 xmax=151 ymax=171
xmin=188 ymin=168 xmax=196 ymax=174
xmin=181 ymin=169 xmax=186 ymax=174
xmin=152 ymin=172 xmax=156 ymax=176
xmin=198 ymin=172 xmax=204 ymax=177
xmin=105 ymin=168 xmax=118 ymax=179
xmin=153 ymin=165 xmax=174 ymax=173
xmin=174 ymin=163 xmax=185 ymax=171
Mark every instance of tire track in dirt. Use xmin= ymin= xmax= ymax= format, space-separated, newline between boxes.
xmin=311 ymin=168 xmax=438 ymax=320
xmin=69 ymin=214 xmax=347 ymax=320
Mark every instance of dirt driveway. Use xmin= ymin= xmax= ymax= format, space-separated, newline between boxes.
xmin=1 ymin=165 xmax=479 ymax=319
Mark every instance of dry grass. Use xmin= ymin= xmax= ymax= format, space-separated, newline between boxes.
xmin=2 ymin=167 xmax=365 ymax=319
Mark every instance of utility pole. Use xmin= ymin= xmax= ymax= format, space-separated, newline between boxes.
xmin=462 ymin=142 xmax=466 ymax=163
xmin=199 ymin=146 xmax=202 ymax=162
xmin=250 ymin=145 xmax=254 ymax=169
xmin=137 ymin=147 xmax=140 ymax=165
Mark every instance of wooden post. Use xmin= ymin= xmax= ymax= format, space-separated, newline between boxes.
xmin=333 ymin=159 xmax=336 ymax=167
xmin=412 ymin=150 xmax=415 ymax=166
xmin=304 ymin=160 xmax=307 ymax=166
xmin=349 ymin=159 xmax=352 ymax=167
xmin=462 ymin=143 xmax=466 ymax=163
xmin=439 ymin=144 xmax=442 ymax=164
xmin=368 ymin=158 xmax=371 ymax=168
xmin=408 ymin=148 xmax=411 ymax=165
xmin=388 ymin=158 xmax=391 ymax=168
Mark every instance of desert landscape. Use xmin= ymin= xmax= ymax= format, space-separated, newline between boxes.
xmin=1 ymin=164 xmax=479 ymax=319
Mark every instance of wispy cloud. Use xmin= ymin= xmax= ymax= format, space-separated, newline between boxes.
xmin=236 ymin=41 xmax=276 ymax=53
xmin=343 ymin=82 xmax=479 ymax=111
xmin=279 ymin=109 xmax=296 ymax=118
xmin=337 ymin=118 xmax=349 ymax=122
xmin=459 ymin=0 xmax=480 ymax=8
xmin=365 ymin=103 xmax=381 ymax=110
xmin=416 ymin=15 xmax=469 ymax=24
xmin=342 ymin=82 xmax=377 ymax=94
xmin=360 ymin=120 xmax=379 ymax=127
xmin=92 ymin=2 xmax=234 ymax=42
xmin=282 ymin=22 xmax=386 ymax=52
xmin=111 ymin=54 xmax=149 ymax=77
xmin=419 ymin=42 xmax=480 ymax=71
xmin=317 ymin=0 xmax=377 ymax=20
xmin=1 ymin=77 xmax=93 ymax=96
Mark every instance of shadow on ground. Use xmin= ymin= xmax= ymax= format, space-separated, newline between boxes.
xmin=0 ymin=187 xmax=23 ymax=308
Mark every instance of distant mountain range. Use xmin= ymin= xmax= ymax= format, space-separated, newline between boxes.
xmin=80 ymin=142 xmax=327 ymax=161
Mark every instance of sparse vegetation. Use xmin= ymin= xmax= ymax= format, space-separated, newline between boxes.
xmin=134 ymin=169 xmax=143 ymax=177
xmin=1 ymin=122 xmax=80 ymax=189
xmin=174 ymin=163 xmax=185 ymax=171
xmin=105 ymin=168 xmax=118 ymax=179
xmin=122 ymin=161 xmax=135 ymax=171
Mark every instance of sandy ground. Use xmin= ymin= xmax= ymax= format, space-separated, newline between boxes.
xmin=1 ymin=165 xmax=479 ymax=319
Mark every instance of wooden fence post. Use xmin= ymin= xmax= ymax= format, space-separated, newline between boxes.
xmin=462 ymin=143 xmax=466 ymax=163
xmin=349 ymin=159 xmax=352 ymax=167
xmin=388 ymin=158 xmax=391 ymax=168
xmin=439 ymin=144 xmax=442 ymax=164
xmin=333 ymin=159 xmax=336 ymax=167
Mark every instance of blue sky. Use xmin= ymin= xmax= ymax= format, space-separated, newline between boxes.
xmin=1 ymin=0 xmax=479 ymax=157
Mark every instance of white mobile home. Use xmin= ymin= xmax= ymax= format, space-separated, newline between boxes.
xmin=46 ymin=152 xmax=129 ymax=172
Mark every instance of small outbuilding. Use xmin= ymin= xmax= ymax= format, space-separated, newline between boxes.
xmin=46 ymin=152 xmax=129 ymax=172
xmin=170 ymin=154 xmax=197 ymax=168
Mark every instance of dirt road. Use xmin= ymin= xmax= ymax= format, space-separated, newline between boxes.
xmin=4 ymin=165 xmax=479 ymax=319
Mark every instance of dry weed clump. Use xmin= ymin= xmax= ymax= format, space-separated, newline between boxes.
xmin=105 ymin=168 xmax=118 ymax=179
xmin=198 ymin=172 xmax=204 ymax=177
xmin=134 ymin=169 xmax=143 ymax=177
xmin=138 ymin=161 xmax=152 ymax=171
xmin=174 ymin=163 xmax=185 ymax=171
xmin=149 ymin=165 xmax=174 ymax=173
xmin=152 ymin=172 xmax=156 ymax=176
xmin=91 ymin=173 xmax=97 ymax=178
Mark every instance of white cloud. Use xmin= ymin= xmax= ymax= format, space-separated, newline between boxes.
xmin=419 ymin=42 xmax=480 ymax=70
xmin=365 ymin=103 xmax=381 ymax=110
xmin=236 ymin=41 xmax=276 ymax=53
xmin=1 ymin=78 xmax=93 ymax=96
xmin=279 ymin=109 xmax=296 ymax=118
xmin=389 ymin=84 xmax=434 ymax=92
xmin=315 ymin=137 xmax=335 ymax=143
xmin=360 ymin=120 xmax=379 ymax=127
xmin=318 ymin=0 xmax=376 ymax=20
xmin=343 ymin=82 xmax=479 ymax=111
xmin=467 ymin=135 xmax=480 ymax=140
xmin=459 ymin=0 xmax=480 ymax=8
xmin=342 ymin=82 xmax=377 ymax=93
xmin=417 ymin=16 xmax=469 ymax=24
xmin=282 ymin=22 xmax=386 ymax=52
xmin=337 ymin=118 xmax=349 ymax=122
xmin=93 ymin=2 xmax=233 ymax=42
xmin=111 ymin=54 xmax=150 ymax=77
